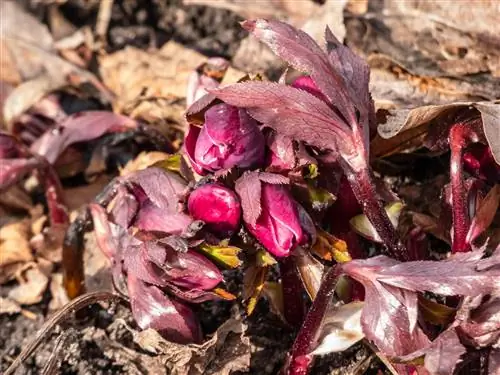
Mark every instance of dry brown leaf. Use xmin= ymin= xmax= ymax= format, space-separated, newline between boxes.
xmin=8 ymin=264 xmax=49 ymax=305
xmin=83 ymin=233 xmax=113 ymax=293
xmin=120 ymin=151 xmax=171 ymax=175
xmin=184 ymin=0 xmax=320 ymax=26
xmin=63 ymin=175 xmax=113 ymax=212
xmin=48 ymin=273 xmax=70 ymax=311
xmin=0 ymin=220 xmax=33 ymax=269
xmin=128 ymin=315 xmax=250 ymax=375
xmin=346 ymin=2 xmax=500 ymax=105
xmin=0 ymin=297 xmax=21 ymax=315
xmin=0 ymin=2 xmax=112 ymax=124
xmin=0 ymin=186 xmax=33 ymax=212
xmin=30 ymin=225 xmax=66 ymax=263
xmin=99 ymin=43 xmax=204 ymax=112
xmin=373 ymin=101 xmax=500 ymax=159
xmin=302 ymin=0 xmax=346 ymax=45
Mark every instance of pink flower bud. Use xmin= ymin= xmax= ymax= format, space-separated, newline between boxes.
xmin=186 ymin=103 xmax=265 ymax=173
xmin=247 ymin=183 xmax=314 ymax=257
xmin=188 ymin=183 xmax=241 ymax=237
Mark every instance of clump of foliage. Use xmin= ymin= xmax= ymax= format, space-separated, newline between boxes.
xmin=2 ymin=19 xmax=499 ymax=375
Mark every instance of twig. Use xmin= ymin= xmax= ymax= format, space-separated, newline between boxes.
xmin=4 ymin=291 xmax=123 ymax=375
xmin=95 ymin=0 xmax=114 ymax=41
xmin=40 ymin=329 xmax=73 ymax=375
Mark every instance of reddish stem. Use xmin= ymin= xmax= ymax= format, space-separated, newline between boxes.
xmin=286 ymin=265 xmax=341 ymax=375
xmin=448 ymin=124 xmax=477 ymax=253
xmin=40 ymin=160 xmax=69 ymax=226
xmin=280 ymin=256 xmax=306 ymax=327
xmin=346 ymin=166 xmax=408 ymax=261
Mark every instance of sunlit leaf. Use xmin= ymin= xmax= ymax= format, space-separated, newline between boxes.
xmin=151 ymin=153 xmax=183 ymax=174
xmin=311 ymin=302 xmax=365 ymax=356
xmin=198 ymin=242 xmax=242 ymax=269
xmin=350 ymin=201 xmax=403 ymax=242
xmin=243 ymin=264 xmax=269 ymax=316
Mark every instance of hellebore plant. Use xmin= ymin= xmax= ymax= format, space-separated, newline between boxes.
xmin=211 ymin=20 xmax=406 ymax=261
xmin=63 ymin=167 xmax=235 ymax=343
xmin=50 ymin=18 xmax=500 ymax=375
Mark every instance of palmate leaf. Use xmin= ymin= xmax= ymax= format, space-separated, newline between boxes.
xmin=235 ymin=171 xmax=289 ymax=226
xmin=240 ymin=19 xmax=356 ymax=125
xmin=213 ymin=82 xmax=352 ymax=155
xmin=30 ymin=111 xmax=138 ymax=163
xmin=342 ymin=251 xmax=500 ymax=356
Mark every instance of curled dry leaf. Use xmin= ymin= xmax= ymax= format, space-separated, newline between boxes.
xmin=0 ymin=2 xmax=112 ymax=124
xmin=467 ymin=184 xmax=500 ymax=244
xmin=0 ymin=220 xmax=33 ymax=282
xmin=0 ymin=296 xmax=21 ymax=315
xmin=127 ymin=316 xmax=250 ymax=375
xmin=311 ymin=301 xmax=364 ymax=356
xmin=8 ymin=264 xmax=49 ymax=305
xmin=375 ymin=101 xmax=500 ymax=161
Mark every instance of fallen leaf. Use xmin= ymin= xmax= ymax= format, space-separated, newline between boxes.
xmin=375 ymin=101 xmax=500 ymax=161
xmin=48 ymin=273 xmax=70 ymax=311
xmin=311 ymin=301 xmax=365 ymax=356
xmin=126 ymin=316 xmax=250 ymax=375
xmin=99 ymin=43 xmax=205 ymax=112
xmin=30 ymin=224 xmax=66 ymax=263
xmin=120 ymin=151 xmax=171 ymax=175
xmin=0 ymin=220 xmax=33 ymax=274
xmin=0 ymin=297 xmax=21 ymax=315
xmin=8 ymin=264 xmax=49 ymax=305
xmin=184 ymin=0 xmax=320 ymax=26
xmin=0 ymin=2 xmax=112 ymax=124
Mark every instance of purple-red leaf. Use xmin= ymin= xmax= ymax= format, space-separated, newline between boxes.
xmin=127 ymin=274 xmax=202 ymax=344
xmin=235 ymin=171 xmax=262 ymax=226
xmin=342 ymin=252 xmax=500 ymax=356
xmin=241 ymin=19 xmax=355 ymax=123
xmin=212 ymin=82 xmax=352 ymax=156
xmin=397 ymin=329 xmax=466 ymax=375
xmin=325 ymin=26 xmax=373 ymax=151
xmin=0 ymin=157 xmax=41 ymax=191
xmin=30 ymin=111 xmax=138 ymax=163
xmin=374 ymin=253 xmax=500 ymax=296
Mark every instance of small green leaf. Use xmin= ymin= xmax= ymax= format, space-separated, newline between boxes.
xmin=152 ymin=154 xmax=182 ymax=174
xmin=198 ymin=242 xmax=242 ymax=268
xmin=304 ymin=163 xmax=319 ymax=179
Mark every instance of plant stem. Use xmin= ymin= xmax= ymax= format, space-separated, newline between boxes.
xmin=448 ymin=124 xmax=472 ymax=253
xmin=62 ymin=209 xmax=92 ymax=299
xmin=40 ymin=160 xmax=69 ymax=226
xmin=286 ymin=264 xmax=341 ymax=375
xmin=345 ymin=167 xmax=408 ymax=261
xmin=280 ymin=256 xmax=306 ymax=327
